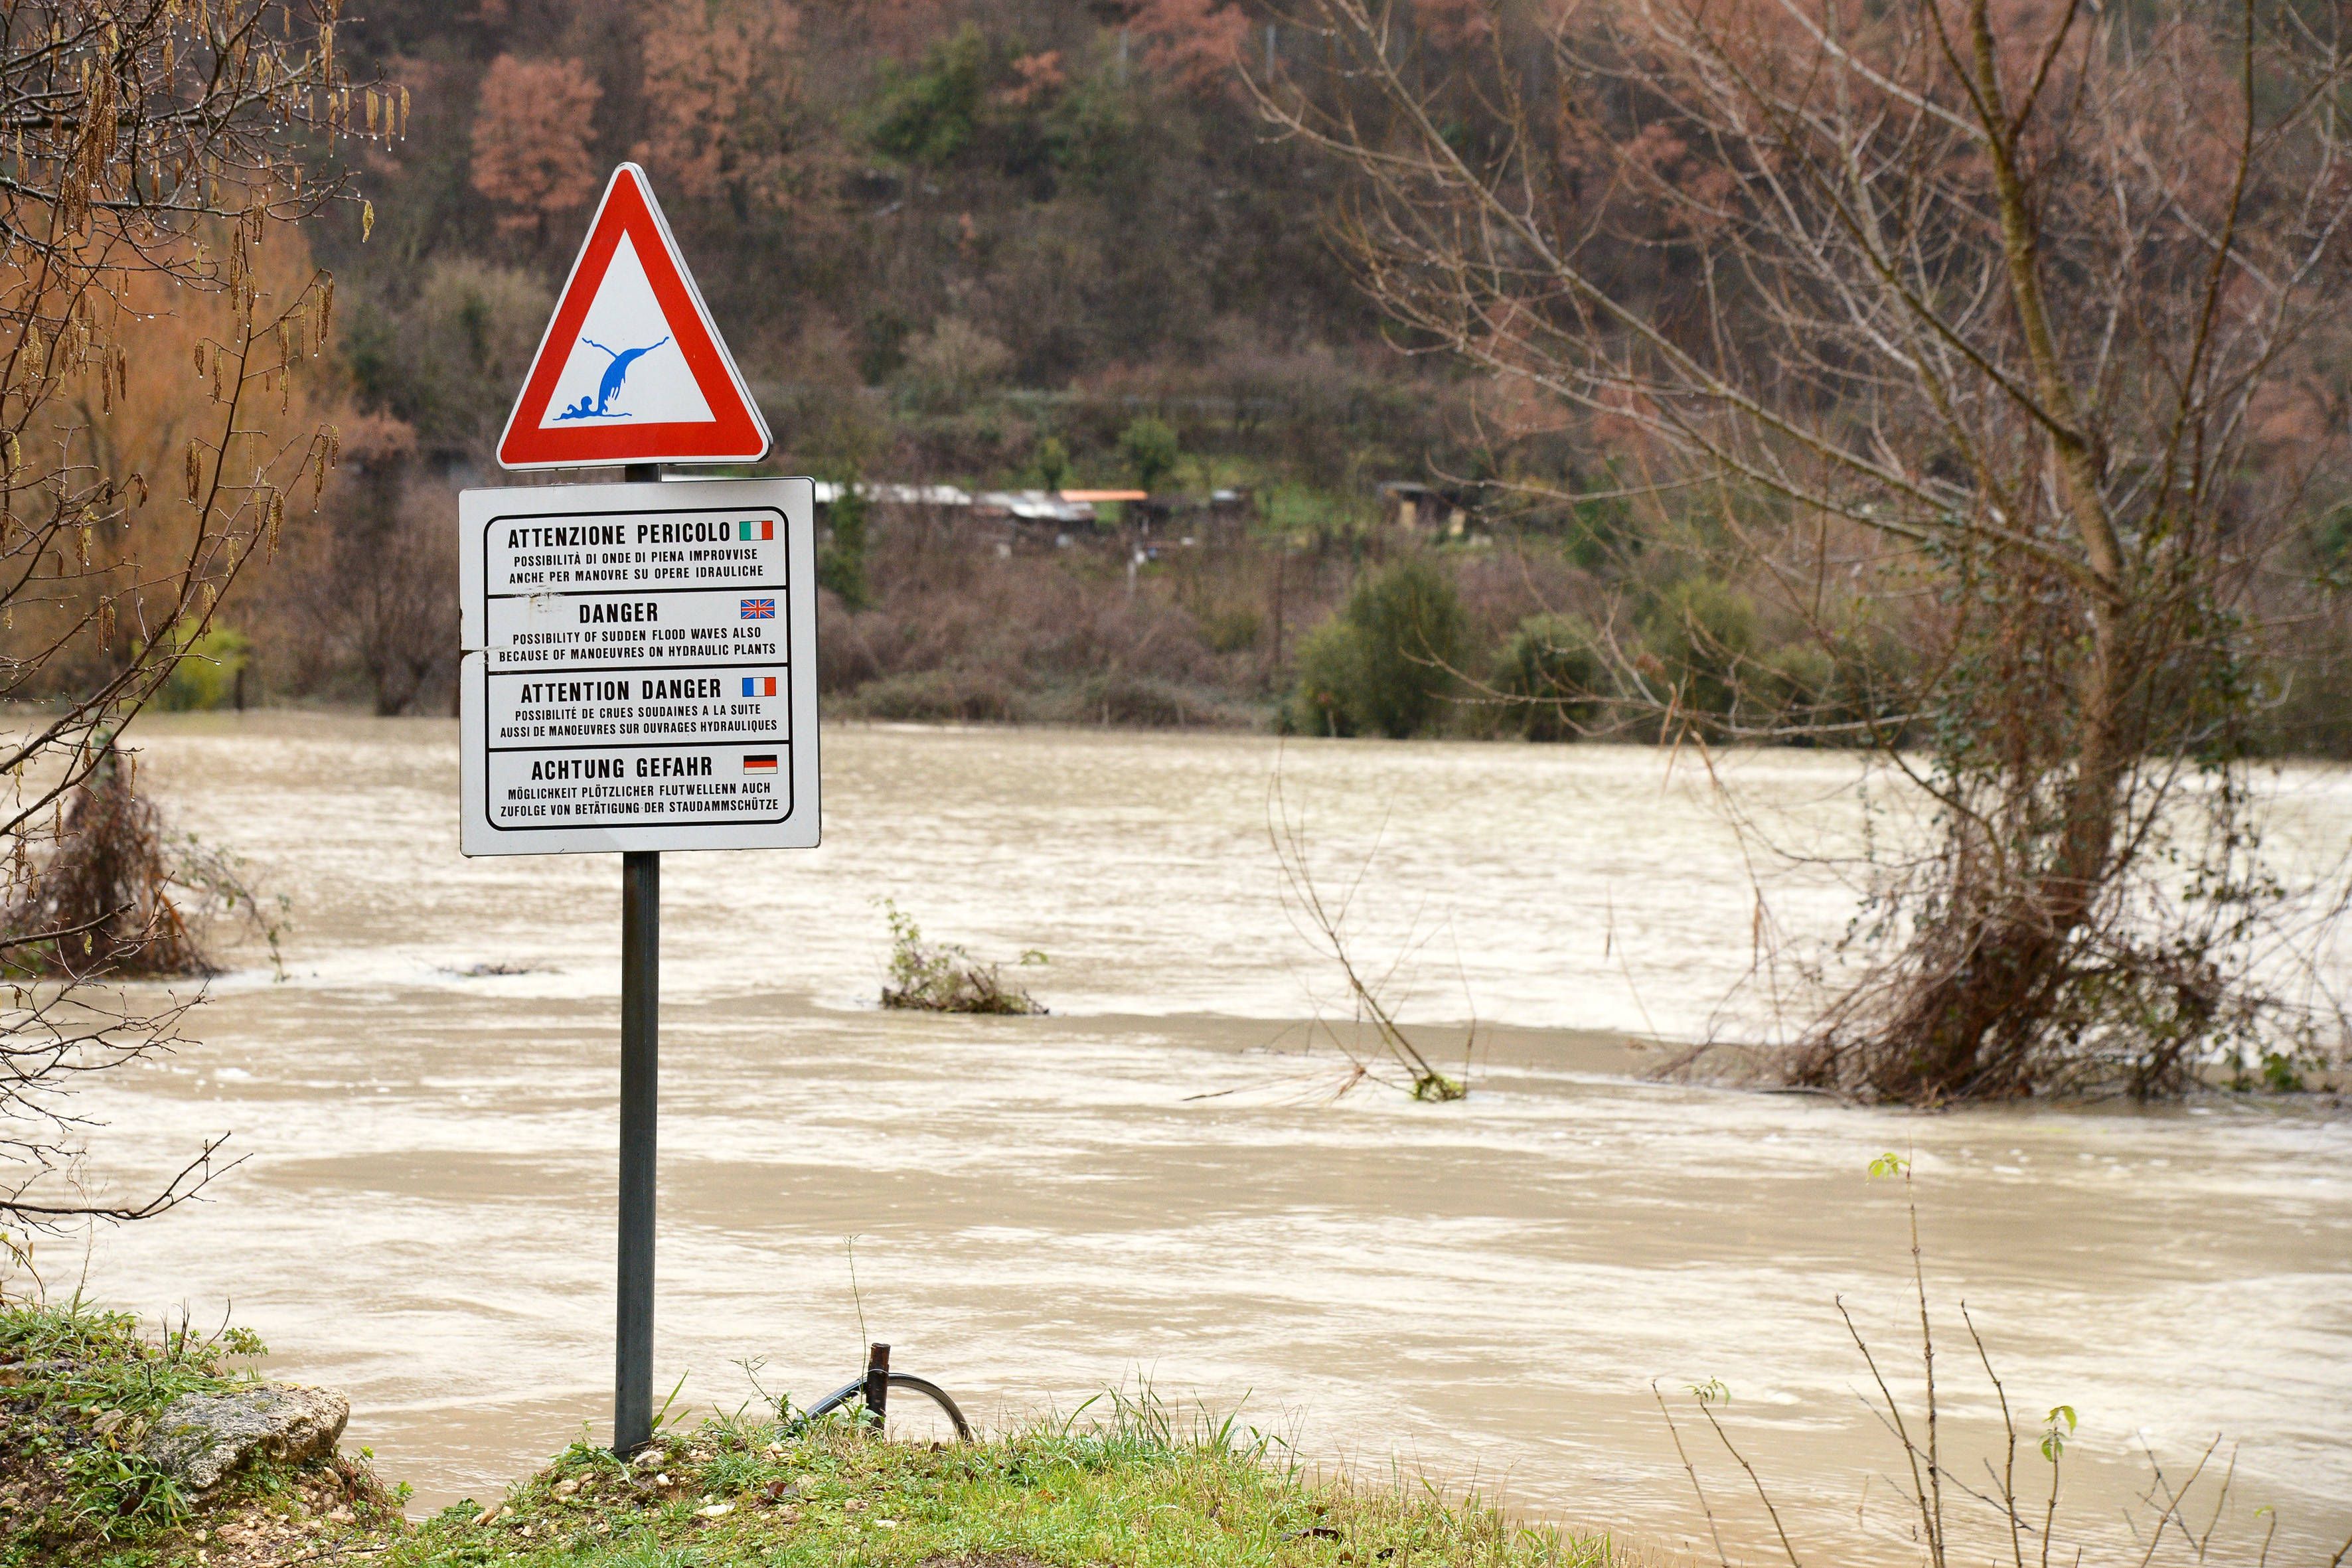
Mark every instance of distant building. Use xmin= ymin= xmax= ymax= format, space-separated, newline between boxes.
xmin=809 ymin=482 xmax=1257 ymax=541
xmin=1379 ymin=480 xmax=1478 ymax=537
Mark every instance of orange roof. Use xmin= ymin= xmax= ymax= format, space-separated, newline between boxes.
xmin=1059 ymin=489 xmax=1148 ymax=503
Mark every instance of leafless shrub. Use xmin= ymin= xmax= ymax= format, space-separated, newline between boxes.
xmin=1269 ymin=767 xmax=1472 ymax=1101
xmin=1261 ymin=0 xmax=2352 ymax=1101
xmin=1658 ymin=1152 xmax=2352 ymax=1568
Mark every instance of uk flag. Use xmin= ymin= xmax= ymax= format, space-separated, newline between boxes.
xmin=739 ymin=598 xmax=775 ymax=619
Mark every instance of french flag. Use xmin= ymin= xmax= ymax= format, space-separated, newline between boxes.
xmin=742 ymin=676 xmax=777 ymax=697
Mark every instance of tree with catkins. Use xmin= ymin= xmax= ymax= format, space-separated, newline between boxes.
xmin=0 ymin=0 xmax=392 ymax=1229
xmin=1261 ymin=0 xmax=2352 ymax=1101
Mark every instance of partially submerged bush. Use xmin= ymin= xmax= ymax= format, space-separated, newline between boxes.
xmin=3 ymin=743 xmax=206 ymax=979
xmin=878 ymin=901 xmax=1046 ymax=1014
xmin=1271 ymin=781 xmax=1472 ymax=1101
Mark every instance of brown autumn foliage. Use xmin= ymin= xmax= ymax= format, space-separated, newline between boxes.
xmin=471 ymin=54 xmax=604 ymax=236
xmin=633 ymin=0 xmax=811 ymax=212
xmin=1128 ymin=0 xmax=1251 ymax=92
xmin=27 ymin=226 xmax=363 ymax=700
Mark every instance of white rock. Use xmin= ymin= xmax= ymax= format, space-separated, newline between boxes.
xmin=139 ymin=1384 xmax=349 ymax=1494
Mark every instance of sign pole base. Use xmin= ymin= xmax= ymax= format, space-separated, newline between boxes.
xmin=615 ymin=460 xmax=663 ymax=1456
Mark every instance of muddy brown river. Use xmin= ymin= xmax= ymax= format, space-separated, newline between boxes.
xmin=35 ymin=716 xmax=2352 ymax=1564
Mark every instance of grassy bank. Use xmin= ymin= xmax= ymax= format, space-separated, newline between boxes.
xmin=0 ymin=1299 xmax=403 ymax=1566
xmin=384 ymin=1400 xmax=1613 ymax=1568
xmin=2 ymin=1300 xmax=1613 ymax=1568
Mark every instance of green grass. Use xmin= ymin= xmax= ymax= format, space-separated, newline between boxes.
xmin=384 ymin=1395 xmax=1618 ymax=1568
xmin=4 ymin=1296 xmax=1618 ymax=1568
xmin=1261 ymin=483 xmax=1380 ymax=542
xmin=0 ymin=1296 xmax=270 ymax=1549
xmin=0 ymin=1298 xmax=401 ymax=1565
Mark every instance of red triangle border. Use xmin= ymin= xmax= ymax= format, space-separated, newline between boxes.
xmin=497 ymin=165 xmax=769 ymax=469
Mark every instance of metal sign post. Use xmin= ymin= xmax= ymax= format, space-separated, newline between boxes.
xmin=616 ymin=461 xmax=660 ymax=1457
xmin=459 ymin=164 xmax=814 ymax=1458
xmin=616 ymin=845 xmax=659 ymax=1451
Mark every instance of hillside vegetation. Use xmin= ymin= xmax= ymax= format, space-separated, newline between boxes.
xmin=127 ymin=0 xmax=2305 ymax=757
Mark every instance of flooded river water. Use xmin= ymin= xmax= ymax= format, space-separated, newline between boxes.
xmin=46 ymin=716 xmax=2352 ymax=1564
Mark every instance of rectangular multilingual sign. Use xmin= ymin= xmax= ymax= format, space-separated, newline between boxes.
xmin=457 ymin=477 xmax=819 ymax=856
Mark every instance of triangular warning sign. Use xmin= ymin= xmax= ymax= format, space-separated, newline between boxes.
xmin=497 ymin=164 xmax=770 ymax=469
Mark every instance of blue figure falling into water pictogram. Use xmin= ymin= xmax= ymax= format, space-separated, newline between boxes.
xmin=554 ymin=335 xmax=672 ymax=420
